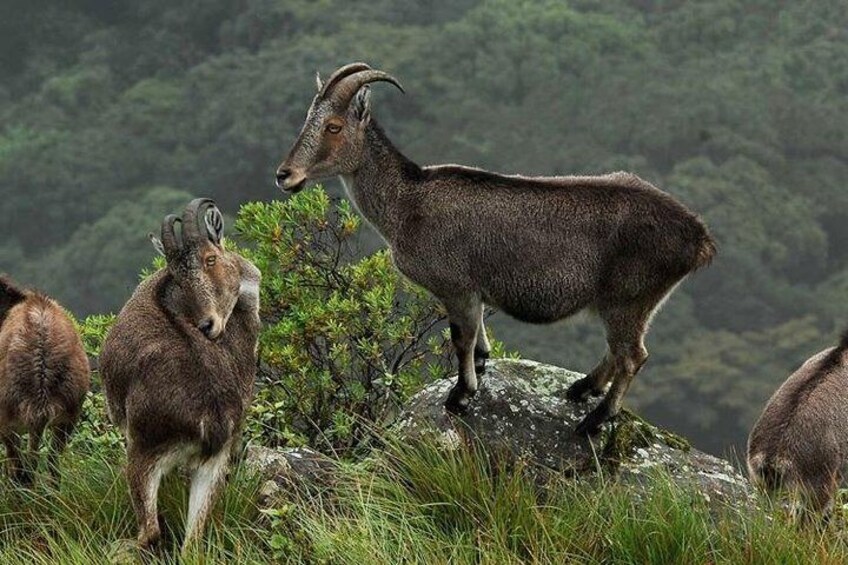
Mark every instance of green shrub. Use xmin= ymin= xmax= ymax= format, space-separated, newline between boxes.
xmin=235 ymin=187 xmax=453 ymax=453
xmin=74 ymin=313 xmax=116 ymax=359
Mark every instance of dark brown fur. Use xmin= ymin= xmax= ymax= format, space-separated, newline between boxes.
xmin=747 ymin=331 xmax=848 ymax=518
xmin=100 ymin=200 xmax=261 ymax=552
xmin=277 ymin=63 xmax=716 ymax=435
xmin=0 ymin=275 xmax=90 ymax=485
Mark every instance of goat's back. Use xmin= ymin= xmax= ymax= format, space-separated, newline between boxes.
xmin=395 ymin=169 xmax=714 ymax=316
xmin=747 ymin=344 xmax=848 ymax=492
xmin=0 ymin=294 xmax=90 ymax=430
xmin=101 ymin=270 xmax=259 ymax=453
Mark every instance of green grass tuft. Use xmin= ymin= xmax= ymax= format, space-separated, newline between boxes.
xmin=287 ymin=437 xmax=848 ymax=564
xmin=0 ymin=436 xmax=846 ymax=563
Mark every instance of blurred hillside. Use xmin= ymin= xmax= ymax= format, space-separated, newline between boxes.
xmin=1 ymin=0 xmax=846 ymax=455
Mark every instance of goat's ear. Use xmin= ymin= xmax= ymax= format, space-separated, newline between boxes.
xmin=149 ymin=233 xmax=166 ymax=257
xmin=0 ymin=276 xmax=26 ymax=316
xmin=0 ymin=276 xmax=25 ymax=301
xmin=205 ymin=207 xmax=225 ymax=245
xmin=315 ymin=71 xmax=324 ymax=92
xmin=352 ymin=86 xmax=371 ymax=123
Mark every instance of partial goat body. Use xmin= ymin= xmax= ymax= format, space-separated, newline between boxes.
xmin=387 ymin=168 xmax=712 ymax=321
xmin=101 ymin=199 xmax=261 ymax=552
xmin=278 ymin=63 xmax=716 ymax=435
xmin=748 ymin=335 xmax=848 ymax=518
xmin=0 ymin=276 xmax=90 ymax=484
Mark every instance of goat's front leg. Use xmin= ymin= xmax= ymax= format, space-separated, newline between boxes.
xmin=444 ymin=295 xmax=482 ymax=414
xmin=182 ymin=443 xmax=231 ymax=554
xmin=127 ymin=446 xmax=166 ymax=551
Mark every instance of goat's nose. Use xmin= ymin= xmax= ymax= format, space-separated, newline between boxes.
xmin=275 ymin=167 xmax=291 ymax=187
xmin=199 ymin=319 xmax=215 ymax=338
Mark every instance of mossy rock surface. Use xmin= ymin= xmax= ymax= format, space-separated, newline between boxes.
xmin=244 ymin=446 xmax=338 ymax=507
xmin=397 ymin=358 xmax=753 ymax=507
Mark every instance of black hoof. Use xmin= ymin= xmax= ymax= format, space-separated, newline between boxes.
xmin=445 ymin=385 xmax=476 ymax=414
xmin=575 ymin=404 xmax=613 ymax=437
xmin=566 ymin=377 xmax=599 ymax=403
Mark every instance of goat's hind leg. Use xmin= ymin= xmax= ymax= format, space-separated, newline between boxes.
xmin=2 ymin=432 xmax=25 ymax=483
xmin=474 ymin=306 xmax=491 ymax=376
xmin=575 ymin=302 xmax=652 ymax=436
xmin=790 ymin=470 xmax=839 ymax=528
xmin=444 ymin=295 xmax=483 ymax=414
xmin=46 ymin=421 xmax=74 ymax=487
xmin=566 ymin=352 xmax=615 ymax=403
xmin=183 ymin=445 xmax=231 ymax=554
xmin=19 ymin=423 xmax=46 ymax=486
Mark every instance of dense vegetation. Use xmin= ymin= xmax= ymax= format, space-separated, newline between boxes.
xmin=2 ymin=0 xmax=847 ymax=454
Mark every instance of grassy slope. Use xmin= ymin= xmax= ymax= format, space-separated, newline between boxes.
xmin=0 ymin=436 xmax=845 ymax=564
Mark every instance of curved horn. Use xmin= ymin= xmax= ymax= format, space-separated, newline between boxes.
xmin=160 ymin=214 xmax=182 ymax=257
xmin=181 ymin=198 xmax=216 ymax=244
xmin=318 ymin=62 xmax=372 ymax=99
xmin=205 ymin=205 xmax=224 ymax=244
xmin=329 ymin=69 xmax=405 ymax=109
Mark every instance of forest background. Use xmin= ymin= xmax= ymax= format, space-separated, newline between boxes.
xmin=1 ymin=0 xmax=846 ymax=456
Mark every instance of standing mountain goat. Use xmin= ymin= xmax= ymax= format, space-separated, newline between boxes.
xmin=276 ymin=63 xmax=716 ymax=435
xmin=0 ymin=275 xmax=90 ymax=485
xmin=748 ymin=333 xmax=848 ymax=518
xmin=100 ymin=199 xmax=261 ymax=552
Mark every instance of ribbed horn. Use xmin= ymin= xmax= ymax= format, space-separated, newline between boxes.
xmin=329 ymin=69 xmax=405 ymax=110
xmin=318 ymin=62 xmax=372 ymax=99
xmin=181 ymin=198 xmax=216 ymax=244
xmin=160 ymin=214 xmax=182 ymax=257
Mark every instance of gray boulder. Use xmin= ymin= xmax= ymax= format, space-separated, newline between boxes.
xmin=396 ymin=358 xmax=754 ymax=507
xmin=244 ymin=445 xmax=337 ymax=506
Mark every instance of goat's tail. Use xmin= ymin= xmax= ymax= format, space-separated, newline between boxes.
xmin=693 ymin=230 xmax=717 ymax=271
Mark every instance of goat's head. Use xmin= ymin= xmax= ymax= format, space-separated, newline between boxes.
xmin=150 ymin=199 xmax=242 ymax=340
xmin=276 ymin=62 xmax=404 ymax=193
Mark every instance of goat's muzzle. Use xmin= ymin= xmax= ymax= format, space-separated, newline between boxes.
xmin=199 ymin=317 xmax=224 ymax=340
xmin=275 ymin=166 xmax=307 ymax=194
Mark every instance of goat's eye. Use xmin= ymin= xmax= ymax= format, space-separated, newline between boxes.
xmin=205 ymin=256 xmax=217 ymax=268
xmin=326 ymin=123 xmax=342 ymax=134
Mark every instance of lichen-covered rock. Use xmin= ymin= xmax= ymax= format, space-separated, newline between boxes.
xmin=244 ymin=445 xmax=337 ymax=506
xmin=397 ymin=358 xmax=754 ymax=507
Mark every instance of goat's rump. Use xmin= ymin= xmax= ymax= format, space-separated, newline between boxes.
xmin=466 ymin=199 xmax=712 ymax=322
xmin=0 ymin=299 xmax=88 ymax=428
xmin=747 ymin=343 xmax=848 ymax=499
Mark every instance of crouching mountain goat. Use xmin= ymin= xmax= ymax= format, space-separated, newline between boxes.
xmin=748 ymin=332 xmax=848 ymax=519
xmin=275 ymin=63 xmax=716 ymax=435
xmin=0 ymin=276 xmax=90 ymax=485
xmin=100 ymin=199 xmax=261 ymax=552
